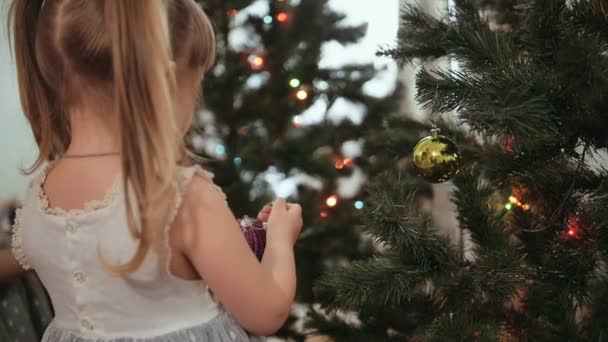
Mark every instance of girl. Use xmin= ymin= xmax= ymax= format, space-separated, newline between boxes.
xmin=1 ymin=0 xmax=303 ymax=341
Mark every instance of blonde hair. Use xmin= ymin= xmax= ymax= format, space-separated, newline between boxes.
xmin=8 ymin=0 xmax=215 ymax=274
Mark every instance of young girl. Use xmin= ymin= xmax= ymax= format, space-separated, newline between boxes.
xmin=1 ymin=0 xmax=303 ymax=341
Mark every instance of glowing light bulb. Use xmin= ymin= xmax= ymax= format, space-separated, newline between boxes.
xmin=292 ymin=115 xmax=302 ymax=127
xmin=215 ymin=144 xmax=226 ymax=155
xmin=320 ymin=211 xmax=329 ymax=219
xmin=326 ymin=195 xmax=338 ymax=208
xmin=509 ymin=196 xmax=518 ymax=204
xmin=253 ymin=57 xmax=264 ymax=67
xmin=354 ymin=201 xmax=364 ymax=210
xmin=568 ymin=229 xmax=576 ymax=236
xmin=229 ymin=8 xmax=238 ymax=15
xmin=233 ymin=157 xmax=242 ymax=166
xmin=343 ymin=158 xmax=353 ymax=167
xmin=248 ymin=54 xmax=265 ymax=70
xmin=263 ymin=15 xmax=273 ymax=24
xmin=335 ymin=160 xmax=345 ymax=170
xmin=296 ymin=89 xmax=309 ymax=100
xmin=277 ymin=12 xmax=288 ymax=22
xmin=505 ymin=203 xmax=513 ymax=210
xmin=289 ymin=78 xmax=301 ymax=88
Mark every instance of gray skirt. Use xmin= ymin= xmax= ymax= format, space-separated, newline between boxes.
xmin=41 ymin=313 xmax=265 ymax=342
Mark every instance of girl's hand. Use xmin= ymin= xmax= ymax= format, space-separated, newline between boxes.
xmin=266 ymin=198 xmax=302 ymax=247
xmin=257 ymin=204 xmax=273 ymax=222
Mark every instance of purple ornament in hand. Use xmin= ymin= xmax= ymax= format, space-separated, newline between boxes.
xmin=238 ymin=216 xmax=267 ymax=260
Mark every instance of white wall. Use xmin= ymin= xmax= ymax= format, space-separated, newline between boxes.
xmin=0 ymin=0 xmax=38 ymax=202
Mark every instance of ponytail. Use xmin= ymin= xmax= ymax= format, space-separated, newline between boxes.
xmin=8 ymin=0 xmax=69 ymax=172
xmin=103 ymin=0 xmax=181 ymax=275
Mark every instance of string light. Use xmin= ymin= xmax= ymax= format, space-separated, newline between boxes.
xmin=215 ymin=144 xmax=226 ymax=156
xmin=335 ymin=160 xmax=345 ymax=170
xmin=277 ymin=12 xmax=288 ymax=22
xmin=326 ymin=195 xmax=338 ymax=208
xmin=507 ymin=195 xmax=530 ymax=211
xmin=237 ymin=126 xmax=248 ymax=136
xmin=233 ymin=157 xmax=242 ymax=166
xmin=253 ymin=57 xmax=264 ymax=66
xmin=296 ymin=89 xmax=309 ymax=100
xmin=292 ymin=115 xmax=302 ymax=127
xmin=564 ymin=214 xmax=584 ymax=240
xmin=320 ymin=211 xmax=329 ymax=219
xmin=505 ymin=135 xmax=516 ymax=153
xmin=289 ymin=78 xmax=301 ymax=88
xmin=354 ymin=201 xmax=365 ymax=210
xmin=229 ymin=8 xmax=238 ymax=16
xmin=505 ymin=203 xmax=513 ymax=211
xmin=335 ymin=157 xmax=353 ymax=170
xmin=263 ymin=15 xmax=273 ymax=24
xmin=248 ymin=54 xmax=265 ymax=70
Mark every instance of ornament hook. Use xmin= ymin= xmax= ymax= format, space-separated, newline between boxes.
xmin=430 ymin=128 xmax=440 ymax=138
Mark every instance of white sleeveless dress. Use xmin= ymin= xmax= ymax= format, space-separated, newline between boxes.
xmin=11 ymin=165 xmax=264 ymax=341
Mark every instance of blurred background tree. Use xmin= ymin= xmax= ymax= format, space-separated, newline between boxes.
xmin=193 ymin=0 xmax=400 ymax=338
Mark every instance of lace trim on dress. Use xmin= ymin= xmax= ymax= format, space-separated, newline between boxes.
xmin=37 ymin=163 xmax=121 ymax=217
xmin=192 ymin=166 xmax=227 ymax=200
xmin=11 ymin=208 xmax=32 ymax=271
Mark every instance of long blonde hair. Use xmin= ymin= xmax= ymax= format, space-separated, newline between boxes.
xmin=8 ymin=0 xmax=215 ymax=274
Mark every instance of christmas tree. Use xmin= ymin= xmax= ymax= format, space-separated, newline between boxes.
xmin=192 ymin=1 xmax=399 ymax=337
xmin=312 ymin=0 xmax=608 ymax=340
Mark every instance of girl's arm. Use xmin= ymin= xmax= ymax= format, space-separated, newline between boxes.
xmin=0 ymin=250 xmax=28 ymax=283
xmin=178 ymin=176 xmax=300 ymax=336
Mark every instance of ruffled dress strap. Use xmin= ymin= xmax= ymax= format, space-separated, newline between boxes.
xmin=9 ymin=168 xmax=46 ymax=272
xmin=181 ymin=165 xmax=226 ymax=199
xmin=166 ymin=165 xmax=225 ymax=222
xmin=162 ymin=165 xmax=227 ymax=275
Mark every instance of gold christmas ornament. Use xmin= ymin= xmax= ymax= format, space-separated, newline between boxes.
xmin=412 ymin=129 xmax=462 ymax=183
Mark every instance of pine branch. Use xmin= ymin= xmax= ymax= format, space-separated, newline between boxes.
xmin=568 ymin=0 xmax=608 ymax=42
xmin=471 ymin=248 xmax=527 ymax=304
xmin=314 ymin=256 xmax=427 ymax=311
xmin=451 ymin=174 xmax=504 ymax=248
xmin=364 ymin=172 xmax=451 ymax=271
xmin=416 ymin=67 xmax=560 ymax=139
xmin=445 ymin=13 xmax=522 ymax=72
xmin=306 ymin=310 xmax=402 ymax=342
xmin=591 ymin=179 xmax=608 ymax=255
xmin=426 ymin=312 xmax=500 ymax=342
xmin=378 ymin=5 xmax=449 ymax=62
